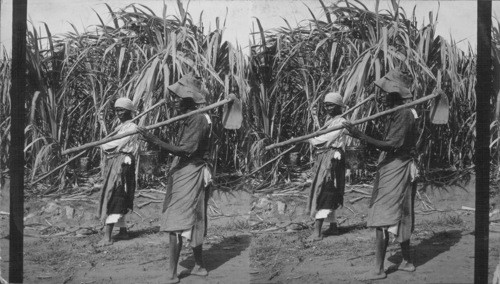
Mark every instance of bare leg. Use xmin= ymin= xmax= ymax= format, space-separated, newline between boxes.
xmin=166 ymin=233 xmax=181 ymax=283
xmin=308 ymin=219 xmax=323 ymax=241
xmin=399 ymin=240 xmax=416 ymax=272
xmin=357 ymin=228 xmax=387 ymax=280
xmin=191 ymin=245 xmax=208 ymax=276
xmin=97 ymin=224 xmax=114 ymax=247
xmin=375 ymin=228 xmax=389 ymax=273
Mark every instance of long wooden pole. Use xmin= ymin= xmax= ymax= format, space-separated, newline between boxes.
xmin=29 ymin=151 xmax=86 ymax=186
xmin=61 ymin=97 xmax=233 ymax=156
xmin=341 ymin=93 xmax=376 ymax=118
xmin=9 ymin=0 xmax=27 ymax=282
xmin=265 ymin=92 xmax=440 ymax=151
xmin=475 ymin=1 xmax=491 ymax=283
xmin=315 ymin=94 xmax=376 ymax=132
xmin=103 ymin=99 xmax=166 ymax=138
xmin=30 ymin=99 xmax=169 ymax=185
xmin=131 ymin=99 xmax=166 ymax=123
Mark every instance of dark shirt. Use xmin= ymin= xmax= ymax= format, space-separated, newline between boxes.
xmin=379 ymin=108 xmax=417 ymax=163
xmin=176 ymin=113 xmax=211 ymax=163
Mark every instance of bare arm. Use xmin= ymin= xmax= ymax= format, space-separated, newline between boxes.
xmin=343 ymin=110 xmax=410 ymax=152
xmin=137 ymin=128 xmax=192 ymax=157
xmin=342 ymin=121 xmax=397 ymax=152
xmin=138 ymin=115 xmax=208 ymax=158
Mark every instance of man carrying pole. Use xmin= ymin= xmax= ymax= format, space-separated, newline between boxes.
xmin=343 ymin=68 xmax=419 ymax=280
xmin=139 ymin=73 xmax=212 ymax=284
xmin=97 ymin=98 xmax=139 ymax=246
xmin=307 ymin=92 xmax=348 ymax=241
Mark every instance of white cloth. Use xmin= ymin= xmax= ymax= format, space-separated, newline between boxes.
xmin=181 ymin=229 xmax=192 ymax=241
xmin=105 ymin=214 xmax=126 ymax=227
xmin=114 ymin=98 xmax=135 ymax=111
xmin=309 ymin=116 xmax=347 ymax=149
xmin=388 ymin=222 xmax=399 ymax=235
xmin=171 ymin=229 xmax=193 ymax=247
xmin=324 ymin=92 xmax=345 ymax=107
xmin=410 ymin=108 xmax=418 ymax=119
xmin=333 ymin=150 xmax=342 ymax=160
xmin=202 ymin=113 xmax=213 ymax=188
xmin=203 ymin=166 xmax=212 ymax=187
xmin=101 ymin=120 xmax=139 ymax=154
xmin=123 ymin=156 xmax=132 ymax=165
xmin=203 ymin=113 xmax=212 ymax=125
xmin=315 ymin=209 xmax=336 ymax=223
xmin=410 ymin=160 xmax=419 ymax=182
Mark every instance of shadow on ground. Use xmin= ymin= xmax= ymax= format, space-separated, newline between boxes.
xmin=387 ymin=229 xmax=463 ymax=271
xmin=128 ymin=225 xmax=161 ymax=239
xmin=180 ymin=234 xmax=251 ymax=273
xmin=338 ymin=221 xmax=367 ymax=235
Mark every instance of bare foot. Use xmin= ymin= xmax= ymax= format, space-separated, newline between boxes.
xmin=164 ymin=276 xmax=180 ymax=284
xmin=191 ymin=266 xmax=208 ymax=277
xmin=322 ymin=227 xmax=339 ymax=236
xmin=96 ymin=239 xmax=113 ymax=247
xmin=355 ymin=270 xmax=387 ymax=281
xmin=398 ymin=261 xmax=416 ymax=272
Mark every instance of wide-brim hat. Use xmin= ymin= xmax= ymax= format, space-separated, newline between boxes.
xmin=167 ymin=73 xmax=209 ymax=104
xmin=323 ymin=92 xmax=346 ymax=108
xmin=374 ymin=68 xmax=413 ymax=99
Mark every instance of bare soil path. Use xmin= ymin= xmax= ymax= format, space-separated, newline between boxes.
xmin=2 ymin=175 xmax=500 ymax=283
xmin=250 ymin=176 xmax=500 ymax=283
xmin=6 ymin=188 xmax=252 ymax=284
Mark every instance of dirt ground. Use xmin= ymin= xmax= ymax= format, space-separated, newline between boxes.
xmin=0 ymin=174 xmax=499 ymax=283
xmin=250 ymin=175 xmax=500 ymax=284
xmin=1 ymin=180 xmax=253 ymax=284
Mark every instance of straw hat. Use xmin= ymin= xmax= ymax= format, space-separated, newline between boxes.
xmin=324 ymin=92 xmax=346 ymax=107
xmin=374 ymin=68 xmax=413 ymax=99
xmin=167 ymin=73 xmax=209 ymax=104
xmin=114 ymin=97 xmax=135 ymax=111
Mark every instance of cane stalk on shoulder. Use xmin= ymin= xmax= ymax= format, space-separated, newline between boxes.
xmin=61 ymin=93 xmax=242 ymax=156
xmin=32 ymin=81 xmax=243 ymax=184
xmin=265 ymin=90 xmax=448 ymax=151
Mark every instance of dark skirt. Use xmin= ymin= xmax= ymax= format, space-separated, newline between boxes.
xmin=307 ymin=148 xmax=346 ymax=217
xmin=98 ymin=153 xmax=136 ymax=220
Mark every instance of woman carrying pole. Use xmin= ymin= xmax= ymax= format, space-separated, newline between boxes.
xmin=307 ymin=92 xmax=348 ymax=241
xmin=97 ymin=98 xmax=139 ymax=246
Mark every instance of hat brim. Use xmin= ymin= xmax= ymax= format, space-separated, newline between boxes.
xmin=374 ymin=77 xmax=412 ymax=99
xmin=167 ymin=81 xmax=207 ymax=104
